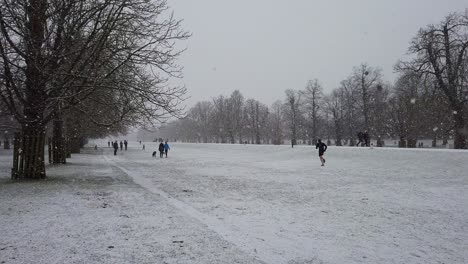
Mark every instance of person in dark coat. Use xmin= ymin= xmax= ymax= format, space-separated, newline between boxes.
xmin=113 ymin=141 xmax=119 ymax=155
xmin=158 ymin=142 xmax=164 ymax=158
xmin=315 ymin=139 xmax=327 ymax=166
xmin=357 ymin=131 xmax=364 ymax=147
xmin=120 ymin=141 xmax=123 ymax=151
xmin=124 ymin=140 xmax=128 ymax=151
xmin=108 ymin=141 xmax=110 ymax=148
xmin=363 ymin=130 xmax=369 ymax=147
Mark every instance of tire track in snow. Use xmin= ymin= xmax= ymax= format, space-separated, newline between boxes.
xmin=103 ymin=154 xmax=309 ymax=264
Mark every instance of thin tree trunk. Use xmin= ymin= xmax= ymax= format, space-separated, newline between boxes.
xmin=453 ymin=107 xmax=467 ymax=149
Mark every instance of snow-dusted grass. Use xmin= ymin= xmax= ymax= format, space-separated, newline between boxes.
xmin=1 ymin=143 xmax=467 ymax=264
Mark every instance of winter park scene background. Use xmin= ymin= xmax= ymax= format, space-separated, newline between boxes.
xmin=1 ymin=1 xmax=468 ymax=264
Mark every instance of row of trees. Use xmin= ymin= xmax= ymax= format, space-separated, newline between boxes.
xmin=160 ymin=12 xmax=468 ymax=149
xmin=0 ymin=0 xmax=189 ymax=179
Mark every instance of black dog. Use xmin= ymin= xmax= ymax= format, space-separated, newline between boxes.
xmin=152 ymin=151 xmax=157 ymax=157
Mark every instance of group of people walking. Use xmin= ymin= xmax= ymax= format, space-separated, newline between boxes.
xmin=357 ymin=130 xmax=370 ymax=147
xmin=108 ymin=139 xmax=170 ymax=158
xmin=108 ymin=140 xmax=128 ymax=155
xmin=156 ymin=142 xmax=170 ymax=158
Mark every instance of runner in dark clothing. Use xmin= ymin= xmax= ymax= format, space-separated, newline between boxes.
xmin=158 ymin=142 xmax=164 ymax=158
xmin=124 ymin=140 xmax=128 ymax=151
xmin=315 ymin=139 xmax=327 ymax=166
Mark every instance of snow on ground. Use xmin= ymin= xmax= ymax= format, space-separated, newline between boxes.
xmin=1 ymin=143 xmax=467 ymax=264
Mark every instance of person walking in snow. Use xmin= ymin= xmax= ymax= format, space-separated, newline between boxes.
xmin=363 ymin=130 xmax=369 ymax=147
xmin=124 ymin=140 xmax=128 ymax=151
xmin=108 ymin=141 xmax=110 ymax=148
xmin=315 ymin=139 xmax=327 ymax=166
xmin=119 ymin=141 xmax=123 ymax=151
xmin=164 ymin=141 xmax=170 ymax=158
xmin=113 ymin=141 xmax=119 ymax=156
xmin=158 ymin=142 xmax=164 ymax=158
xmin=142 ymin=144 xmax=145 ymax=151
xmin=357 ymin=131 xmax=364 ymax=147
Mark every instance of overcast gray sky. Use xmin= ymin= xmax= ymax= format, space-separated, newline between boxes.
xmin=170 ymin=0 xmax=467 ymax=107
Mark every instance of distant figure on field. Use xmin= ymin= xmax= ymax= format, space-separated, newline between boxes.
xmin=357 ymin=131 xmax=364 ymax=147
xmin=315 ymin=139 xmax=327 ymax=166
xmin=363 ymin=130 xmax=369 ymax=147
xmin=108 ymin=141 xmax=110 ymax=148
xmin=113 ymin=141 xmax=119 ymax=155
xmin=140 ymin=140 xmax=142 ymax=145
xmin=120 ymin=141 xmax=123 ymax=151
xmin=164 ymin=142 xmax=170 ymax=158
xmin=158 ymin=142 xmax=164 ymax=158
xmin=94 ymin=145 xmax=98 ymax=150
xmin=124 ymin=140 xmax=128 ymax=151
xmin=142 ymin=144 xmax=145 ymax=150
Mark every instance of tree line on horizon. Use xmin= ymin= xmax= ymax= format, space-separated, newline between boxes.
xmin=159 ymin=11 xmax=468 ymax=149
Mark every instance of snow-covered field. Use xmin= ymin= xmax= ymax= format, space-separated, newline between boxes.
xmin=1 ymin=143 xmax=467 ymax=264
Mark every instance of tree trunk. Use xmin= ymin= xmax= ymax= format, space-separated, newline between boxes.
xmin=11 ymin=133 xmax=20 ymax=179
xmin=70 ymin=137 xmax=81 ymax=154
xmin=442 ymin=134 xmax=448 ymax=146
xmin=52 ymin=120 xmax=66 ymax=164
xmin=333 ymin=117 xmax=342 ymax=146
xmin=398 ymin=136 xmax=407 ymax=148
xmin=12 ymin=127 xmax=46 ymax=179
xmin=376 ymin=138 xmax=384 ymax=147
xmin=3 ymin=137 xmax=10 ymax=149
xmin=48 ymin=137 xmax=52 ymax=163
xmin=453 ymin=108 xmax=467 ymax=149
xmin=13 ymin=0 xmax=48 ymax=180
xmin=407 ymin=138 xmax=417 ymax=148
xmin=230 ymin=132 xmax=235 ymax=144
xmin=255 ymin=129 xmax=260 ymax=144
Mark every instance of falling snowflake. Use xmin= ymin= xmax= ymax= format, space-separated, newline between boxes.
xmin=433 ymin=127 xmax=439 ymax=132
xmin=410 ymin=98 xmax=416 ymax=104
xmin=453 ymin=111 xmax=458 ymax=115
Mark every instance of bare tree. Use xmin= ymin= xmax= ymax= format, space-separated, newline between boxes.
xmin=190 ymin=101 xmax=213 ymax=143
xmin=398 ymin=12 xmax=468 ymax=148
xmin=340 ymin=77 xmax=359 ymax=145
xmin=284 ymin=89 xmax=301 ymax=147
xmin=269 ymin=100 xmax=283 ymax=145
xmin=352 ymin=63 xmax=383 ymax=141
xmin=212 ymin=95 xmax=230 ymax=143
xmin=324 ymin=89 xmax=345 ymax=146
xmin=372 ymin=84 xmax=391 ymax=147
xmin=301 ymin=79 xmax=323 ymax=145
xmin=229 ymin=90 xmax=244 ymax=143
